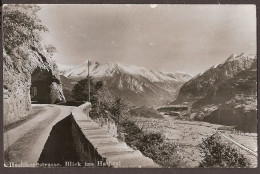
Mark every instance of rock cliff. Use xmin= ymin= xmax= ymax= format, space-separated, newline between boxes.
xmin=3 ymin=46 xmax=66 ymax=125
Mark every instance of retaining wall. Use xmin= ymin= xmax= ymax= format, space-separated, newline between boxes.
xmin=71 ymin=102 xmax=160 ymax=168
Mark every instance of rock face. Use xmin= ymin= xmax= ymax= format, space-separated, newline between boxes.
xmin=59 ymin=75 xmax=77 ymax=101
xmin=173 ymin=53 xmax=257 ymax=132
xmin=59 ymin=61 xmax=192 ymax=106
xmin=200 ymin=95 xmax=257 ymax=132
xmin=176 ymin=53 xmax=256 ymax=105
xmin=3 ymin=46 xmax=66 ymax=125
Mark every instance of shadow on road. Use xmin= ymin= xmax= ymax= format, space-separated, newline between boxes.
xmin=38 ymin=115 xmax=79 ymax=166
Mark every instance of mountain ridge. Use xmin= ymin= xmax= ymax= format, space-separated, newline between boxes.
xmin=58 ymin=61 xmax=192 ymax=82
xmin=172 ymin=53 xmax=257 ymax=132
xmin=58 ymin=60 xmax=192 ymax=106
xmin=175 ymin=53 xmax=256 ymax=104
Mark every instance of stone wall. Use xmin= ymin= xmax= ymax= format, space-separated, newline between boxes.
xmin=95 ymin=116 xmax=118 ymax=138
xmin=3 ymin=47 xmax=66 ymax=125
xmin=71 ymin=116 xmax=105 ymax=165
xmin=39 ymin=106 xmax=159 ymax=167
xmin=70 ymin=103 xmax=160 ymax=168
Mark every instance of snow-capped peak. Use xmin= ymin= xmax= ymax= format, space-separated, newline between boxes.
xmin=226 ymin=53 xmax=256 ymax=62
xmin=194 ymin=53 xmax=256 ymax=79
xmin=58 ymin=60 xmax=192 ymax=82
xmin=58 ymin=64 xmax=75 ymax=71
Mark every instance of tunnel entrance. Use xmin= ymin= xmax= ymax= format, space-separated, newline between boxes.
xmin=30 ymin=68 xmax=53 ymax=104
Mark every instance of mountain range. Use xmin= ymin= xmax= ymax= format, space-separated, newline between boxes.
xmin=173 ymin=53 xmax=257 ymax=132
xmin=58 ymin=61 xmax=192 ymax=106
xmin=58 ymin=53 xmax=257 ymax=132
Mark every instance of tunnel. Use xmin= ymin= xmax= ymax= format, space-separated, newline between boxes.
xmin=30 ymin=68 xmax=56 ymax=104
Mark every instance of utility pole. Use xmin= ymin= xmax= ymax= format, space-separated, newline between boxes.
xmin=87 ymin=60 xmax=91 ymax=102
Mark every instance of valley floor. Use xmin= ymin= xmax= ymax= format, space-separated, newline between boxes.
xmin=131 ymin=114 xmax=258 ymax=167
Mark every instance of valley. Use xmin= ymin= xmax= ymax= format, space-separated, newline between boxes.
xmin=127 ymin=110 xmax=257 ymax=167
xmin=3 ymin=4 xmax=257 ymax=169
xmin=58 ymin=53 xmax=257 ymax=167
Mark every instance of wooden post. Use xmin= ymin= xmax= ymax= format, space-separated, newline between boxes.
xmin=88 ymin=60 xmax=91 ymax=102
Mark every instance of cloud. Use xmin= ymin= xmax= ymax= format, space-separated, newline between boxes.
xmin=150 ymin=4 xmax=158 ymax=9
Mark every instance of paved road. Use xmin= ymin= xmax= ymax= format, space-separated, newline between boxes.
xmin=4 ymin=104 xmax=74 ymax=165
xmin=218 ymin=131 xmax=257 ymax=157
xmin=4 ymin=103 xmax=159 ymax=168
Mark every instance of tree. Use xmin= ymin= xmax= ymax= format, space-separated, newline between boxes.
xmin=74 ymin=77 xmax=127 ymax=126
xmin=72 ymin=76 xmax=96 ymax=102
xmin=199 ymin=134 xmax=250 ymax=168
xmin=109 ymin=97 xmax=127 ymax=124
xmin=3 ymin=4 xmax=56 ymax=57
xmin=78 ymin=79 xmax=127 ymax=124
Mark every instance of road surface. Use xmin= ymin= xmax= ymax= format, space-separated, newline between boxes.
xmin=218 ymin=132 xmax=257 ymax=157
xmin=4 ymin=104 xmax=74 ymax=166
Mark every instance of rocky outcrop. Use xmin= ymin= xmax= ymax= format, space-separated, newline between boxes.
xmin=193 ymin=95 xmax=257 ymax=132
xmin=3 ymin=46 xmax=66 ymax=125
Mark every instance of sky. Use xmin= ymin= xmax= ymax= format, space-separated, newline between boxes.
xmin=38 ymin=4 xmax=256 ymax=75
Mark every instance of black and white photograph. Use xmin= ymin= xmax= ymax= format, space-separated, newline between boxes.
xmin=2 ymin=3 xmax=257 ymax=168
